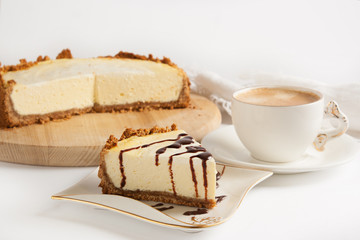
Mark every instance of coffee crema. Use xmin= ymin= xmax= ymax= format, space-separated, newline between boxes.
xmin=235 ymin=88 xmax=320 ymax=107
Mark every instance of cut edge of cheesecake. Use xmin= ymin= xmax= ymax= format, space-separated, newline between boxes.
xmin=98 ymin=124 xmax=217 ymax=209
xmin=0 ymin=49 xmax=190 ymax=128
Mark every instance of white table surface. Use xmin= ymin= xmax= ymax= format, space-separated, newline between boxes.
xmin=1 ymin=0 xmax=360 ymax=239
xmin=1 ymin=126 xmax=360 ymax=240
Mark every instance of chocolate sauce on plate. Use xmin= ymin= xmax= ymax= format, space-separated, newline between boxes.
xmin=183 ymin=208 xmax=208 ymax=216
xmin=151 ymin=203 xmax=164 ymax=208
xmin=157 ymin=206 xmax=174 ymax=212
xmin=215 ymin=195 xmax=226 ymax=204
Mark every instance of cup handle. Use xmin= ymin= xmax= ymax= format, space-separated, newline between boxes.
xmin=313 ymin=101 xmax=349 ymax=151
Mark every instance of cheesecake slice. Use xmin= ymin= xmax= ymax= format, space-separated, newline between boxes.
xmin=0 ymin=49 xmax=190 ymax=128
xmin=98 ymin=124 xmax=217 ymax=209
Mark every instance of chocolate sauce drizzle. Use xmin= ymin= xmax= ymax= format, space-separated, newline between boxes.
xmin=118 ymin=133 xmax=213 ymax=200
xmin=147 ymin=133 xmax=188 ymax=166
xmin=215 ymin=195 xmax=226 ymax=204
xmin=216 ymin=172 xmax=221 ymax=181
xmin=167 ymin=146 xmax=207 ymax=197
xmin=118 ymin=133 xmax=188 ymax=188
xmin=215 ymin=166 xmax=225 ymax=189
xmin=151 ymin=203 xmax=164 ymax=207
xmin=183 ymin=208 xmax=208 ymax=216
xmin=155 ymin=135 xmax=193 ymax=165
xmin=157 ymin=206 xmax=174 ymax=212
xmin=188 ymin=147 xmax=206 ymax=198
xmin=187 ymin=151 xmax=211 ymax=199
xmin=119 ymin=146 xmax=141 ymax=188
xmin=151 ymin=203 xmax=174 ymax=211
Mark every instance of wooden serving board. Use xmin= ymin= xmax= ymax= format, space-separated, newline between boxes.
xmin=0 ymin=94 xmax=221 ymax=166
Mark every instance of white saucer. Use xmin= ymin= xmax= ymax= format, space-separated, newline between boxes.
xmin=52 ymin=164 xmax=272 ymax=232
xmin=202 ymin=126 xmax=360 ymax=174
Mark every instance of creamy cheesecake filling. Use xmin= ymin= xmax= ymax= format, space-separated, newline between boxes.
xmin=2 ymin=58 xmax=184 ymax=115
xmin=94 ymin=71 xmax=182 ymax=106
xmin=10 ymin=75 xmax=95 ymax=115
xmin=104 ymin=130 xmax=216 ymax=200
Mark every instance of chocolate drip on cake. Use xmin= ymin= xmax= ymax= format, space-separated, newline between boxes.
xmin=168 ymin=147 xmax=212 ymax=198
xmin=142 ymin=133 xmax=188 ymax=163
xmin=118 ymin=133 xmax=188 ymax=188
xmin=155 ymin=134 xmax=192 ymax=165
xmin=167 ymin=148 xmax=200 ymax=196
xmin=187 ymin=146 xmax=207 ymax=198
xmin=157 ymin=137 xmax=207 ymax=198
xmin=119 ymin=146 xmax=141 ymax=188
xmin=161 ymin=136 xmax=194 ymax=196
xmin=190 ymin=152 xmax=212 ymax=200
xmin=168 ymin=155 xmax=177 ymax=196
xmin=117 ymin=132 xmax=213 ymax=200
xmin=164 ymin=136 xmax=194 ymax=148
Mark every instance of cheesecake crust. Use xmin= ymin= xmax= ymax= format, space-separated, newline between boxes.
xmin=0 ymin=48 xmax=71 ymax=74
xmin=98 ymin=125 xmax=216 ymax=209
xmin=119 ymin=124 xmax=177 ymax=140
xmin=98 ymin=176 xmax=216 ymax=209
xmin=102 ymin=124 xmax=177 ymax=150
xmin=0 ymin=49 xmax=190 ymax=128
xmin=0 ymin=49 xmax=180 ymax=74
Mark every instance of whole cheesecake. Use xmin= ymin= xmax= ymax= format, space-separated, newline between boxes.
xmin=0 ymin=49 xmax=190 ymax=128
xmin=98 ymin=124 xmax=217 ymax=209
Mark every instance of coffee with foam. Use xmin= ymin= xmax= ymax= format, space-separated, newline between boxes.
xmin=235 ymin=87 xmax=320 ymax=107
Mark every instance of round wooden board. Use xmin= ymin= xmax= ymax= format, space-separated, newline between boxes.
xmin=0 ymin=94 xmax=221 ymax=166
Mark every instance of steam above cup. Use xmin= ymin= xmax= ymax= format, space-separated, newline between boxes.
xmin=231 ymin=86 xmax=348 ymax=163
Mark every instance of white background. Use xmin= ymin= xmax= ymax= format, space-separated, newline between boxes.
xmin=1 ymin=0 xmax=360 ymax=239
xmin=1 ymin=0 xmax=360 ymax=84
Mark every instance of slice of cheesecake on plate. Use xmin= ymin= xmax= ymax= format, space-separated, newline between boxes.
xmin=0 ymin=49 xmax=190 ymax=128
xmin=98 ymin=124 xmax=217 ymax=209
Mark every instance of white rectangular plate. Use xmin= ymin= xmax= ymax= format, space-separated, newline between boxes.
xmin=52 ymin=164 xmax=272 ymax=232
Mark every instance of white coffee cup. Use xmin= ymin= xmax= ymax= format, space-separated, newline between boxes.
xmin=231 ymin=86 xmax=349 ymax=163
